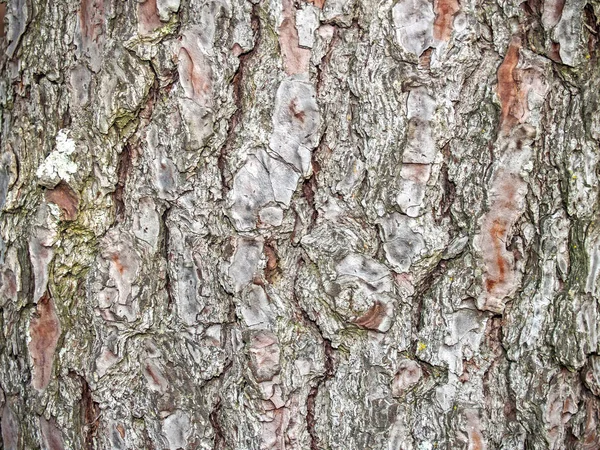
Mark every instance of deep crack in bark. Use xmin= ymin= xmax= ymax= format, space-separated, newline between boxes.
xmin=217 ymin=1 xmax=262 ymax=196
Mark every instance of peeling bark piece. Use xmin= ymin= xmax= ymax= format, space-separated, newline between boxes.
xmin=76 ymin=0 xmax=104 ymax=72
xmin=5 ymin=0 xmax=28 ymax=58
xmin=392 ymin=360 xmax=422 ymax=396
xmin=228 ymin=150 xmax=299 ymax=231
xmin=396 ymin=163 xmax=431 ymax=217
xmin=433 ymin=0 xmax=459 ymax=41
xmin=270 ymin=80 xmax=319 ymax=176
xmin=353 ymin=300 xmax=393 ymax=332
xmin=279 ymin=0 xmax=311 ymax=75
xmin=336 ymin=253 xmax=393 ymax=294
xmin=379 ymin=214 xmax=425 ymax=272
xmin=403 ymin=88 xmax=436 ymax=164
xmin=259 ymin=206 xmax=284 ymax=227
xmin=29 ymin=236 xmax=54 ymax=303
xmin=542 ymin=0 xmax=565 ymax=29
xmin=554 ymin=2 xmax=582 ymax=66
xmin=335 ymin=157 xmax=365 ymax=197
xmin=228 ymin=152 xmax=273 ymax=226
xmin=247 ymin=331 xmax=281 ymax=383
xmin=179 ymin=30 xmax=213 ymax=108
xmin=392 ymin=0 xmax=435 ymax=57
xmin=45 ymin=182 xmax=79 ymax=221
xmin=161 ymin=410 xmax=190 ymax=450
xmin=296 ymin=6 xmax=319 ymax=48
xmin=36 ymin=130 xmax=78 ymax=189
xmin=69 ymin=64 xmax=92 ymax=109
xmin=174 ymin=260 xmax=200 ymax=325
xmin=240 ymin=285 xmax=274 ymax=329
xmin=157 ymin=0 xmax=180 ymax=21
xmin=138 ymin=0 xmax=162 ymax=35
xmin=132 ymin=197 xmax=160 ymax=249
xmin=497 ymin=44 xmax=547 ymax=131
xmin=153 ymin=155 xmax=178 ymax=197
xmin=39 ymin=416 xmax=65 ymax=450
xmin=28 ymin=295 xmax=61 ymax=391
xmin=229 ymin=237 xmax=263 ymax=293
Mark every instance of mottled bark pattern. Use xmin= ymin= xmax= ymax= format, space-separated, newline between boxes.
xmin=2 ymin=0 xmax=600 ymax=449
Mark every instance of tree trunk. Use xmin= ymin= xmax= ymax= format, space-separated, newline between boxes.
xmin=2 ymin=0 xmax=600 ymax=448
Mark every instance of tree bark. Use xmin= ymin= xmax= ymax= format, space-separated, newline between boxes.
xmin=1 ymin=0 xmax=600 ymax=448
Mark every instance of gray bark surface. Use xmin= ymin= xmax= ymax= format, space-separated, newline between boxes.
xmin=1 ymin=0 xmax=600 ymax=448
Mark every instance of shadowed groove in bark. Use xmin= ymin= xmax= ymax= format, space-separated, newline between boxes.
xmin=217 ymin=1 xmax=262 ymax=195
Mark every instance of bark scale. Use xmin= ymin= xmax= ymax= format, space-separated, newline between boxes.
xmin=1 ymin=0 xmax=600 ymax=449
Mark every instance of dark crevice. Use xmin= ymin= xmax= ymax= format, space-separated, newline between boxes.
xmin=208 ymin=357 xmax=234 ymax=450
xmin=113 ymin=143 xmax=132 ymax=223
xmin=306 ymin=338 xmax=333 ymax=450
xmin=316 ymin=27 xmax=339 ymax=95
xmin=263 ymin=239 xmax=280 ymax=283
xmin=412 ymin=258 xmax=449 ymax=336
xmin=218 ymin=1 xmax=262 ymax=196
xmin=585 ymin=4 xmax=599 ymax=63
xmin=209 ymin=397 xmax=225 ymax=450
xmin=293 ymin=256 xmax=336 ymax=450
xmin=68 ymin=371 xmax=100 ymax=450
xmin=436 ymin=143 xmax=457 ymax=225
xmin=161 ymin=207 xmax=174 ymax=308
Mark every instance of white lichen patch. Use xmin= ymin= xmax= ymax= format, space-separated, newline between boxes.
xmin=36 ymin=130 xmax=78 ymax=188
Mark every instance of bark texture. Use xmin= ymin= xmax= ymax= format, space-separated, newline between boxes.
xmin=1 ymin=0 xmax=600 ymax=448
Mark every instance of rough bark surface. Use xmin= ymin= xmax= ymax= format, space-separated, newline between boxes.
xmin=2 ymin=0 xmax=600 ymax=448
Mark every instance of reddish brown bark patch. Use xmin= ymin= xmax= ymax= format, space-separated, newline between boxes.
xmin=78 ymin=0 xmax=104 ymax=41
xmin=484 ymin=218 xmax=508 ymax=293
xmin=354 ymin=301 xmax=390 ymax=331
xmin=465 ymin=409 xmax=486 ymax=450
xmin=497 ymin=39 xmax=522 ymax=131
xmin=1 ymin=405 xmax=18 ymax=449
xmin=419 ymin=47 xmax=433 ymax=70
xmin=40 ymin=416 xmax=65 ymax=450
xmin=477 ymin=173 xmax=525 ymax=312
xmin=549 ymin=41 xmax=563 ymax=63
xmin=306 ymin=0 xmax=325 ymax=9
xmin=279 ymin=0 xmax=311 ymax=75
xmin=264 ymin=242 xmax=280 ymax=283
xmin=433 ymin=0 xmax=460 ymax=41
xmin=45 ymin=182 xmax=79 ymax=221
xmin=111 ymin=254 xmax=126 ymax=275
xmin=289 ymin=98 xmax=306 ymax=123
xmin=138 ymin=0 xmax=162 ymax=35
xmin=0 ymin=3 xmax=6 ymax=38
xmin=28 ymin=294 xmax=61 ymax=391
